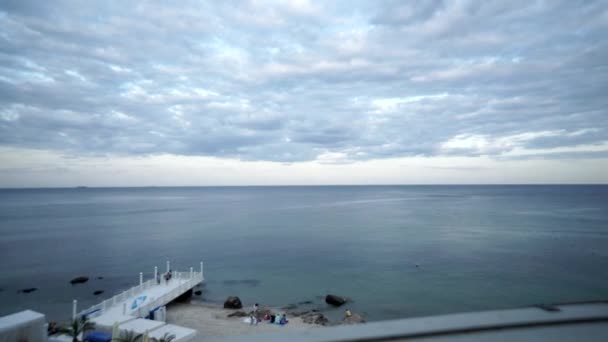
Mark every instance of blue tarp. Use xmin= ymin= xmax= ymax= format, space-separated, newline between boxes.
xmin=85 ymin=331 xmax=111 ymax=342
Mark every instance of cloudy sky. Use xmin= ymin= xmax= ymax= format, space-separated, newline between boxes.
xmin=0 ymin=0 xmax=607 ymax=187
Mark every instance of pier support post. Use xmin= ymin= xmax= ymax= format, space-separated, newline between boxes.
xmin=154 ymin=266 xmax=158 ymax=283
xmin=200 ymin=261 xmax=204 ymax=279
xmin=166 ymin=260 xmax=170 ymax=273
xmin=72 ymin=300 xmax=77 ymax=320
xmin=190 ymin=267 xmax=193 ymax=279
xmin=140 ymin=272 xmax=143 ymax=287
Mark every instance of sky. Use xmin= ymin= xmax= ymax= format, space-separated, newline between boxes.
xmin=0 ymin=0 xmax=607 ymax=187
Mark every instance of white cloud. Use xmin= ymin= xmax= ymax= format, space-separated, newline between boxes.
xmin=0 ymin=0 xmax=606 ymax=185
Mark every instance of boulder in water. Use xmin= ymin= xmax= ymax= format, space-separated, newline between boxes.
xmin=224 ymin=296 xmax=243 ymax=309
xmin=70 ymin=276 xmax=89 ymax=285
xmin=93 ymin=290 xmax=104 ymax=296
xmin=18 ymin=288 xmax=37 ymax=294
xmin=325 ymin=294 xmax=347 ymax=306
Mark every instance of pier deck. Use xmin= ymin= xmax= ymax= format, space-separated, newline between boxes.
xmin=74 ymin=263 xmax=203 ymax=341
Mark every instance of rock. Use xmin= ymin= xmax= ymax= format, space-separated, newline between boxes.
xmin=325 ymin=294 xmax=347 ymax=306
xmin=289 ymin=311 xmax=305 ymax=317
xmin=18 ymin=288 xmax=37 ymax=294
xmin=341 ymin=313 xmax=365 ymax=325
xmin=223 ymin=296 xmax=243 ymax=309
xmin=70 ymin=276 xmax=89 ymax=285
xmin=194 ymin=290 xmax=202 ymax=296
xmin=227 ymin=311 xmax=248 ymax=318
xmin=301 ymin=311 xmax=329 ymax=326
xmin=93 ymin=290 xmax=104 ymax=296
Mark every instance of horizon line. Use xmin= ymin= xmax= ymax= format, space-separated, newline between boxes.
xmin=1 ymin=183 xmax=607 ymax=190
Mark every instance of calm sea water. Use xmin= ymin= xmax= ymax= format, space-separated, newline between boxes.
xmin=1 ymin=186 xmax=607 ymax=322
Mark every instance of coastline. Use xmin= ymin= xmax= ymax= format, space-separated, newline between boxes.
xmin=166 ymin=301 xmax=325 ymax=340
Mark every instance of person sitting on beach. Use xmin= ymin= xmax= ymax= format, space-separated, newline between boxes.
xmin=253 ymin=303 xmax=259 ymax=314
xmin=279 ymin=314 xmax=288 ymax=325
xmin=249 ymin=313 xmax=258 ymax=326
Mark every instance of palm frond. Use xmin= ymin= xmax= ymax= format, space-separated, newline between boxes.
xmin=113 ymin=329 xmax=143 ymax=342
xmin=151 ymin=332 xmax=176 ymax=342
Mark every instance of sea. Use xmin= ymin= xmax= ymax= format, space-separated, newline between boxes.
xmin=1 ymin=185 xmax=607 ymax=323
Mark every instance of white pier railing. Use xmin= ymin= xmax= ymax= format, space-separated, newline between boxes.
xmin=136 ymin=271 xmax=203 ymax=317
xmin=75 ymin=262 xmax=204 ymax=320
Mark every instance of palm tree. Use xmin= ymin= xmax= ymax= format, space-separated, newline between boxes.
xmin=151 ymin=333 xmax=176 ymax=342
xmin=112 ymin=330 xmax=143 ymax=342
xmin=58 ymin=317 xmax=96 ymax=342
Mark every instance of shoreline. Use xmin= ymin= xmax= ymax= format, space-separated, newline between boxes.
xmin=166 ymin=300 xmax=329 ymax=340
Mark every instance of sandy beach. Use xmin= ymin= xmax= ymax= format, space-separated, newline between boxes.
xmin=166 ymin=302 xmax=323 ymax=341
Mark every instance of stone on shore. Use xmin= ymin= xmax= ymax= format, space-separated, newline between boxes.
xmin=300 ymin=311 xmax=329 ymax=326
xmin=93 ymin=290 xmax=104 ymax=295
xmin=18 ymin=288 xmax=37 ymax=294
xmin=227 ymin=311 xmax=248 ymax=318
xmin=325 ymin=294 xmax=347 ymax=306
xmin=194 ymin=290 xmax=202 ymax=296
xmin=223 ymin=296 xmax=243 ymax=309
xmin=341 ymin=313 xmax=365 ymax=324
xmin=70 ymin=276 xmax=89 ymax=285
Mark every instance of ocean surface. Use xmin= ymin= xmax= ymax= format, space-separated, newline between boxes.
xmin=1 ymin=185 xmax=607 ymax=322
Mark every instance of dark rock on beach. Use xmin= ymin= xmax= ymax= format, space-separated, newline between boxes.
xmin=341 ymin=313 xmax=365 ymax=324
xmin=325 ymin=294 xmax=347 ymax=306
xmin=224 ymin=296 xmax=243 ymax=309
xmin=70 ymin=276 xmax=89 ymax=285
xmin=18 ymin=288 xmax=37 ymax=294
xmin=227 ymin=311 xmax=249 ymax=318
xmin=301 ymin=311 xmax=329 ymax=326
xmin=93 ymin=290 xmax=104 ymax=295
xmin=194 ymin=290 xmax=202 ymax=296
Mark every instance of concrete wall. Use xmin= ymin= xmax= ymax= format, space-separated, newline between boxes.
xmin=0 ymin=310 xmax=46 ymax=342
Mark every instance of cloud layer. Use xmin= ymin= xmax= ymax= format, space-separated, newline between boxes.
xmin=1 ymin=0 xmax=607 ymax=163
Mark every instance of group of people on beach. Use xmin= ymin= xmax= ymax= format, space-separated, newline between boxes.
xmin=249 ymin=303 xmax=289 ymax=326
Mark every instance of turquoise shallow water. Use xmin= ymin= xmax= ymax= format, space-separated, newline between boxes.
xmin=0 ymin=185 xmax=607 ymax=322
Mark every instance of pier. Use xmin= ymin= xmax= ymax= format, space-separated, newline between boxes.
xmin=73 ymin=261 xmax=204 ymax=341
